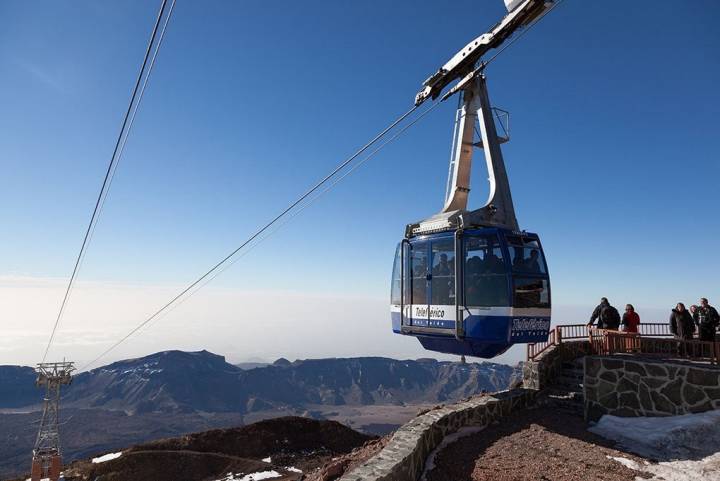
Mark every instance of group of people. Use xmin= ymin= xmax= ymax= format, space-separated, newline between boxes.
xmin=669 ymin=298 xmax=719 ymax=342
xmin=586 ymin=297 xmax=720 ymax=342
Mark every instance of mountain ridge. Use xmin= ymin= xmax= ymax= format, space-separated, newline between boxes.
xmin=0 ymin=350 xmax=518 ymax=414
xmin=0 ymin=350 xmax=518 ymax=479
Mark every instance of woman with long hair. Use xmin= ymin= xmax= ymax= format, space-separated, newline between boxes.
xmin=669 ymin=302 xmax=695 ymax=340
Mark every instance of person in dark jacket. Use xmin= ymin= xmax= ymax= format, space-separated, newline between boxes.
xmin=622 ymin=304 xmax=640 ymax=333
xmin=588 ymin=297 xmax=621 ymax=330
xmin=669 ymin=303 xmax=695 ymax=340
xmin=693 ymin=297 xmax=719 ymax=342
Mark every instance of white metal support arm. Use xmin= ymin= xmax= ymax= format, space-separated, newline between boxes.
xmin=442 ymin=75 xmax=518 ymax=231
xmin=415 ymin=0 xmax=554 ymax=106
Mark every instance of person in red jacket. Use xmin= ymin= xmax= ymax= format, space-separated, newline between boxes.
xmin=622 ymin=304 xmax=640 ymax=333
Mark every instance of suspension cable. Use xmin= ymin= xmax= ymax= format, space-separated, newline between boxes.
xmin=139 ymin=100 xmax=444 ymax=336
xmin=79 ymin=101 xmax=440 ymax=371
xmin=41 ymin=0 xmax=175 ymax=363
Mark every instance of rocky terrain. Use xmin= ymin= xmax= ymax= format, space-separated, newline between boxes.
xmin=0 ymin=351 xmax=518 ymax=478
xmin=8 ymin=417 xmax=375 ymax=481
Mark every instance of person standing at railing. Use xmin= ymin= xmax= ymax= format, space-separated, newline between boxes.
xmin=587 ymin=297 xmax=620 ymax=330
xmin=694 ymin=298 xmax=719 ymax=342
xmin=621 ymin=304 xmax=640 ymax=333
xmin=670 ymin=303 xmax=695 ymax=340
xmin=670 ymin=303 xmax=696 ymax=357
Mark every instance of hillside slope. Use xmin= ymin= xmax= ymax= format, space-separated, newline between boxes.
xmin=56 ymin=417 xmax=374 ymax=481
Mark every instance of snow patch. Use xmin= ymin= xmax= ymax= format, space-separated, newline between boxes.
xmin=589 ymin=410 xmax=720 ymax=460
xmin=609 ymin=454 xmax=720 ymax=481
xmin=91 ymin=451 xmax=122 ymax=463
xmin=261 ymin=456 xmax=272 ymax=463
xmin=591 ymin=411 xmax=720 ymax=481
xmin=216 ymin=471 xmax=282 ymax=481
xmin=287 ymin=466 xmax=302 ymax=473
xmin=25 ymin=475 xmax=63 ymax=481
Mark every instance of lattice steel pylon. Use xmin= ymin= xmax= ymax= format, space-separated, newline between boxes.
xmin=31 ymin=361 xmax=75 ymax=481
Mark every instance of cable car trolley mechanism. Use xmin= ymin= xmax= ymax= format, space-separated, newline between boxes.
xmin=390 ymin=0 xmax=557 ymax=358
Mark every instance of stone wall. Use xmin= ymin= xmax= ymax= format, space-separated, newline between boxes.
xmin=339 ymin=389 xmax=536 ymax=481
xmin=584 ymin=356 xmax=720 ymax=421
xmin=523 ymin=340 xmax=591 ymax=390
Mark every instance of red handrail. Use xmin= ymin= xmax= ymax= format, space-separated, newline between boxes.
xmin=589 ymin=328 xmax=719 ymax=364
xmin=527 ymin=327 xmax=557 ymax=361
xmin=558 ymin=324 xmax=589 ymax=340
xmin=526 ymin=322 xmax=706 ymax=362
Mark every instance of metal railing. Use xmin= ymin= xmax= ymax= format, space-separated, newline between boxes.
xmin=558 ymin=323 xmax=590 ymax=340
xmin=526 ymin=323 xmax=588 ymax=361
xmin=527 ymin=322 xmax=713 ymax=363
xmin=590 ymin=328 xmax=719 ymax=365
xmin=589 ymin=328 xmax=641 ymax=355
xmin=526 ymin=327 xmax=558 ymax=361
xmin=637 ymin=323 xmax=673 ymax=337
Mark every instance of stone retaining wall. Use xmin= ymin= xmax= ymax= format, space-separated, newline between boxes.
xmin=584 ymin=356 xmax=720 ymax=421
xmin=523 ymin=340 xmax=591 ymax=390
xmin=339 ymin=389 xmax=536 ymax=481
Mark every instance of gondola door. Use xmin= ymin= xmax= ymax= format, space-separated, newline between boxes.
xmin=427 ymin=238 xmax=456 ymax=330
xmin=408 ymin=240 xmax=429 ymax=327
xmin=408 ymin=237 xmax=457 ymax=330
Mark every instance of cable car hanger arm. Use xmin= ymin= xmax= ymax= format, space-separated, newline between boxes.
xmin=414 ymin=0 xmax=554 ymax=106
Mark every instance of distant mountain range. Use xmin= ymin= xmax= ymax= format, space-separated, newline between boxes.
xmin=1 ymin=350 xmax=518 ymax=414
xmin=0 ymin=365 xmax=37 ymax=408
xmin=0 ymin=350 xmax=518 ymax=479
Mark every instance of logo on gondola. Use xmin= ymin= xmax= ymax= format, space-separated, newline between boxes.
xmin=414 ymin=306 xmax=446 ymax=319
xmin=512 ymin=318 xmax=550 ymax=331
xmin=510 ymin=318 xmax=550 ymax=339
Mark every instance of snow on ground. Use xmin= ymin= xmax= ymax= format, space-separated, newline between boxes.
xmin=215 ymin=470 xmax=282 ymax=481
xmin=590 ymin=411 xmax=720 ymax=481
xmin=286 ymin=466 xmax=302 ymax=473
xmin=261 ymin=456 xmax=272 ymax=463
xmin=91 ymin=451 xmax=123 ymax=463
xmin=589 ymin=410 xmax=720 ymax=460
xmin=607 ymin=454 xmax=720 ymax=481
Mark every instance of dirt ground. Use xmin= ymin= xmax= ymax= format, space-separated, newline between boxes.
xmin=305 ymin=436 xmax=391 ymax=481
xmin=35 ymin=417 xmax=374 ymax=481
xmin=424 ymin=407 xmax=650 ymax=481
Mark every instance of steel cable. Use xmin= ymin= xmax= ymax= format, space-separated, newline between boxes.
xmin=79 ymin=102 xmax=441 ymax=371
xmin=41 ymin=0 xmax=175 ymax=363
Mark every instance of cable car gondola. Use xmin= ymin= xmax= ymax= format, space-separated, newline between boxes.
xmin=390 ymin=0 xmax=554 ymax=358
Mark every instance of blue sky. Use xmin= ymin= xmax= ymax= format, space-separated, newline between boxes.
xmin=1 ymin=1 xmax=719 ymax=365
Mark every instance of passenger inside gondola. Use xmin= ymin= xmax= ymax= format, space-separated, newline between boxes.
xmin=483 ymin=249 xmax=504 ymax=274
xmin=511 ymin=243 xmax=546 ymax=274
xmin=411 ymin=251 xmax=428 ymax=304
xmin=431 ymin=248 xmax=454 ymax=305
xmin=525 ymin=249 xmax=541 ymax=273
xmin=433 ymin=253 xmax=452 ymax=276
xmin=465 ymin=236 xmax=509 ymax=307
